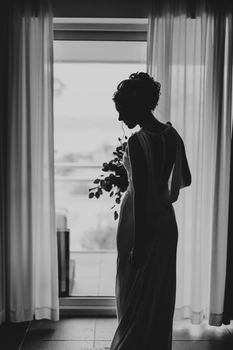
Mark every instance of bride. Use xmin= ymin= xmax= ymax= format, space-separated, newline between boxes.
xmin=110 ymin=72 xmax=191 ymax=350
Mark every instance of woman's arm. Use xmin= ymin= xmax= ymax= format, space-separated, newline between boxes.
xmin=180 ymin=138 xmax=192 ymax=188
xmin=128 ymin=134 xmax=148 ymax=268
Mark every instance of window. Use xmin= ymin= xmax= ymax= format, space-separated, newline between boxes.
xmin=53 ymin=18 xmax=148 ymax=314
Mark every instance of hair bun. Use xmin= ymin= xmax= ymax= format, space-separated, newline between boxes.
xmin=113 ymin=72 xmax=161 ymax=111
xmin=129 ymin=72 xmax=154 ymax=84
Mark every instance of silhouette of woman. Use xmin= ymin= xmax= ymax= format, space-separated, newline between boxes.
xmin=110 ymin=72 xmax=191 ymax=350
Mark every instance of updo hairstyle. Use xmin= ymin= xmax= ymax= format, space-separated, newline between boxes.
xmin=113 ymin=72 xmax=161 ymax=111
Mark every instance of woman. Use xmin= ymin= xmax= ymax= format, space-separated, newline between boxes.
xmin=110 ymin=72 xmax=191 ymax=350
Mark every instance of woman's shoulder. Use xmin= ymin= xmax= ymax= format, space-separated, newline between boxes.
xmin=136 ymin=123 xmax=184 ymax=154
xmin=136 ymin=121 xmax=174 ymax=137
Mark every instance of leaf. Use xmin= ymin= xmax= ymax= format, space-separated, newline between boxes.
xmin=89 ymin=186 xmax=98 ymax=191
xmin=89 ymin=192 xmax=95 ymax=198
xmin=111 ymin=205 xmax=116 ymax=209
xmin=114 ymin=211 xmax=119 ymax=220
xmin=93 ymin=179 xmax=100 ymax=184
xmin=110 ymin=191 xmax=114 ymax=197
xmin=95 ymin=192 xmax=100 ymax=198
xmin=115 ymin=197 xmax=121 ymax=204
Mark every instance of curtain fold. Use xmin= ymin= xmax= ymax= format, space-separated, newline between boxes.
xmin=0 ymin=0 xmax=59 ymax=323
xmin=0 ymin=8 xmax=9 ymax=325
xmin=147 ymin=10 xmax=232 ymax=326
xmin=209 ymin=14 xmax=233 ymax=326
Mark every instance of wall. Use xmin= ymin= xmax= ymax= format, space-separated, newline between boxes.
xmin=52 ymin=0 xmax=150 ymax=18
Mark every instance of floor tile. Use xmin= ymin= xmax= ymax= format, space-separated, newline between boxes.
xmin=94 ymin=340 xmax=111 ymax=349
xmin=0 ymin=321 xmax=30 ymax=350
xmin=95 ymin=319 xmax=117 ymax=340
xmin=27 ymin=318 xmax=95 ymax=341
xmin=172 ymin=340 xmax=233 ymax=350
xmin=173 ymin=320 xmax=230 ymax=340
xmin=21 ymin=340 xmax=94 ymax=350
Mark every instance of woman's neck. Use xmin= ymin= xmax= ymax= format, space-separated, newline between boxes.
xmin=139 ymin=112 xmax=166 ymax=132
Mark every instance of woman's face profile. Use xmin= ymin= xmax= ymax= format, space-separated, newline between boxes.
xmin=116 ymin=104 xmax=139 ymax=129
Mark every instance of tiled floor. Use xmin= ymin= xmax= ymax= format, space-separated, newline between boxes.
xmin=1 ymin=317 xmax=233 ymax=350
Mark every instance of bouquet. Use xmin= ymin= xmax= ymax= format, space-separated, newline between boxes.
xmin=88 ymin=136 xmax=129 ymax=220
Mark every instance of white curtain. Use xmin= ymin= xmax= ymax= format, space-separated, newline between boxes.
xmin=0 ymin=1 xmax=59 ymax=323
xmin=147 ymin=11 xmax=232 ymax=325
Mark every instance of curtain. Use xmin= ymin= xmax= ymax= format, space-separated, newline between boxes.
xmin=223 ymin=130 xmax=233 ymax=325
xmin=0 ymin=0 xmax=59 ymax=323
xmin=0 ymin=7 xmax=9 ymax=324
xmin=147 ymin=10 xmax=232 ymax=326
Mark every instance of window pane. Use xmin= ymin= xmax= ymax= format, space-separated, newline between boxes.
xmin=54 ymin=40 xmax=146 ymax=296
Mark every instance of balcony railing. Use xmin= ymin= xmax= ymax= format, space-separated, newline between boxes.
xmin=55 ymin=162 xmax=117 ymax=297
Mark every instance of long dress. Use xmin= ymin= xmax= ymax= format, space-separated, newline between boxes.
xmin=110 ymin=123 xmax=191 ymax=350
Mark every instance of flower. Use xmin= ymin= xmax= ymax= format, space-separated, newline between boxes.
xmin=88 ymin=136 xmax=129 ymax=220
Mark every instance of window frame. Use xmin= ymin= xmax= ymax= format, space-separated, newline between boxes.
xmin=53 ymin=17 xmax=148 ymax=316
xmin=53 ymin=17 xmax=148 ymax=41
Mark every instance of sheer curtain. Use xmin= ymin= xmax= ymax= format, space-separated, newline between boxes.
xmin=0 ymin=5 xmax=9 ymax=325
xmin=0 ymin=1 xmax=59 ymax=323
xmin=147 ymin=11 xmax=232 ymax=325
